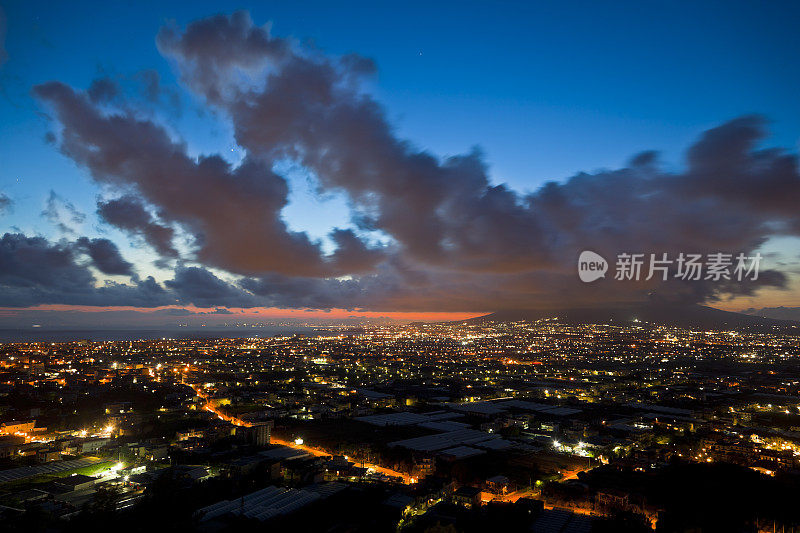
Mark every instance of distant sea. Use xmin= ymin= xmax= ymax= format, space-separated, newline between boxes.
xmin=0 ymin=326 xmax=324 ymax=343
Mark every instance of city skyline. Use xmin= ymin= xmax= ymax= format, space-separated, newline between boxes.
xmin=2 ymin=318 xmax=800 ymax=532
xmin=4 ymin=4 xmax=800 ymax=530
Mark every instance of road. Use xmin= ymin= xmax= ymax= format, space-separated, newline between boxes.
xmin=191 ymin=384 xmax=415 ymax=484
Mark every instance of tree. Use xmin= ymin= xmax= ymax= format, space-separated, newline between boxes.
xmin=424 ymin=522 xmax=459 ymax=533
xmin=91 ymin=484 xmax=121 ymax=513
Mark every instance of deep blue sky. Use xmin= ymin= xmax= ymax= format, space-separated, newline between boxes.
xmin=1 ymin=0 xmax=799 ymax=312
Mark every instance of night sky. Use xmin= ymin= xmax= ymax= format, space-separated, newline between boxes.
xmin=1 ymin=1 xmax=799 ymax=327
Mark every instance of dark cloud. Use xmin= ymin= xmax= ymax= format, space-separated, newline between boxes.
xmin=240 ymin=272 xmax=363 ymax=310
xmin=0 ymin=233 xmax=92 ymax=292
xmin=41 ymin=190 xmax=86 ymax=234
xmin=134 ymin=70 xmax=163 ymax=102
xmin=133 ymin=69 xmax=182 ymax=111
xmin=156 ymin=11 xmax=290 ymax=105
xmin=327 ymin=229 xmax=386 ymax=274
xmin=74 ymin=236 xmax=134 ymax=276
xmin=0 ymin=192 xmax=11 ymax=215
xmin=0 ymin=232 xmax=171 ymax=307
xmin=742 ymin=306 xmax=800 ymax=321
xmin=19 ymin=12 xmax=800 ymax=313
xmin=86 ymin=76 xmax=119 ymax=103
xmin=682 ymin=116 xmax=800 ymax=221
xmin=34 ymin=81 xmax=384 ymax=277
xmin=164 ymin=266 xmax=256 ymax=308
xmin=159 ymin=14 xmax=550 ymax=272
xmin=149 ymin=12 xmax=800 ymax=310
xmin=97 ymin=195 xmax=178 ymax=258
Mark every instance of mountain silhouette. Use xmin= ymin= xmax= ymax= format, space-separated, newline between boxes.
xmin=465 ymin=303 xmax=800 ymax=333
